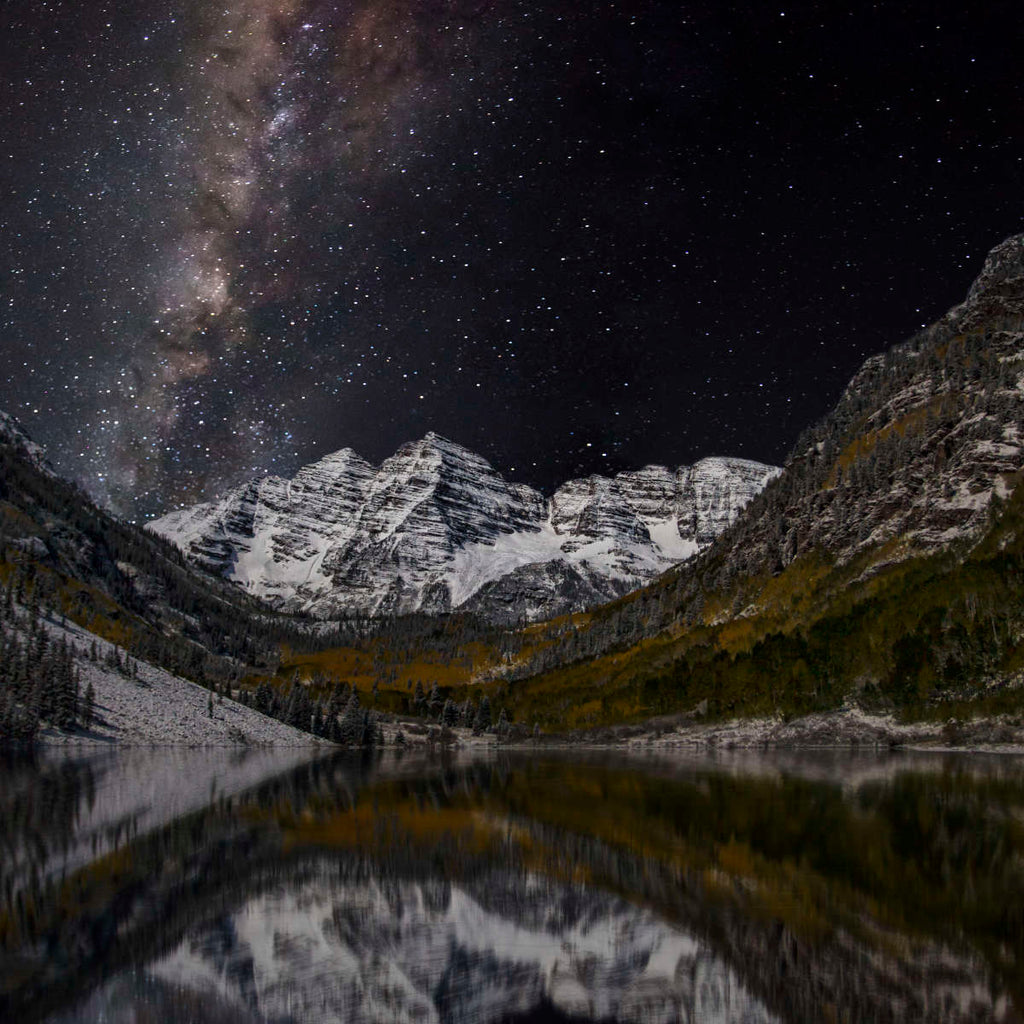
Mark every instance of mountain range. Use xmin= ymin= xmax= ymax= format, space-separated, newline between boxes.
xmin=3 ymin=234 xmax=1024 ymax=739
xmin=150 ymin=439 xmax=777 ymax=622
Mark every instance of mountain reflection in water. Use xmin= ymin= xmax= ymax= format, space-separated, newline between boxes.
xmin=1 ymin=748 xmax=1022 ymax=1023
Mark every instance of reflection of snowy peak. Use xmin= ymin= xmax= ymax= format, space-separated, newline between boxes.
xmin=152 ymin=871 xmax=778 ymax=1024
xmin=151 ymin=433 xmax=777 ymax=621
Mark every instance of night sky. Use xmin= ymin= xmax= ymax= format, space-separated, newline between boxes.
xmin=1 ymin=1 xmax=1021 ymax=519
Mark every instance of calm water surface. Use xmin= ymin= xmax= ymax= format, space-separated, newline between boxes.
xmin=1 ymin=746 xmax=1022 ymax=1023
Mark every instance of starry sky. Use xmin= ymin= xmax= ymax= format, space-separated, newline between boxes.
xmin=1 ymin=1 xmax=1022 ymax=519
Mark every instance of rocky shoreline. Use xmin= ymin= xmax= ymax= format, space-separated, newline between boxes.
xmin=382 ymin=707 xmax=1024 ymax=754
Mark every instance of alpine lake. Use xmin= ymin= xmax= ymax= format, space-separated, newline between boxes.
xmin=2 ymin=744 xmax=1023 ymax=1024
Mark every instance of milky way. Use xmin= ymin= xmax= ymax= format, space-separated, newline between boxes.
xmin=1 ymin=2 xmax=1022 ymax=518
xmin=106 ymin=0 xmax=483 ymax=510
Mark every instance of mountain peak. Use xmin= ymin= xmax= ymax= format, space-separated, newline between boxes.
xmin=974 ymin=232 xmax=1024 ymax=285
xmin=294 ymin=446 xmax=375 ymax=492
xmin=322 ymin=446 xmax=362 ymax=460
xmin=0 ymin=410 xmax=53 ymax=476
xmin=389 ymin=431 xmax=470 ymax=461
xmin=421 ymin=430 xmax=451 ymax=444
xmin=950 ymin=232 xmax=1024 ymax=332
xmin=417 ymin=431 xmax=475 ymax=457
xmin=306 ymin=446 xmax=371 ymax=469
xmin=153 ymin=435 xmax=778 ymax=620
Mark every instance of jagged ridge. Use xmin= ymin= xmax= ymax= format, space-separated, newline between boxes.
xmin=151 ymin=433 xmax=778 ymax=621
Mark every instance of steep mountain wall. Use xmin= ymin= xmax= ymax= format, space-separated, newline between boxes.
xmin=492 ymin=234 xmax=1024 ymax=726
xmin=151 ymin=434 xmax=777 ymax=621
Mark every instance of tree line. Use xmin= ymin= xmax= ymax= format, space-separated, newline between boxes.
xmin=0 ymin=579 xmax=99 ymax=743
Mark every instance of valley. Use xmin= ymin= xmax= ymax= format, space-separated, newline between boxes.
xmin=2 ymin=237 xmax=1024 ymax=747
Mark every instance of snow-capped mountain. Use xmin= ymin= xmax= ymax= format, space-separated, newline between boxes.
xmin=150 ymin=435 xmax=778 ymax=621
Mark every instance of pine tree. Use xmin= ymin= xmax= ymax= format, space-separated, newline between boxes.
xmin=359 ymin=708 xmax=377 ymax=746
xmin=254 ymin=681 xmax=274 ymax=716
xmin=26 ymin=675 xmax=43 ymax=732
xmin=339 ymin=690 xmax=362 ymax=745
xmin=55 ymin=640 xmax=76 ymax=730
xmin=82 ymin=680 xmax=95 ymax=727
xmin=441 ymin=698 xmax=458 ymax=728
xmin=472 ymin=695 xmax=491 ymax=735
xmin=284 ymin=680 xmax=313 ymax=732
xmin=427 ymin=683 xmax=442 ymax=721
xmin=330 ymin=709 xmax=343 ymax=744
xmin=325 ymin=682 xmax=346 ymax=732
xmin=284 ymin=683 xmax=301 ymax=728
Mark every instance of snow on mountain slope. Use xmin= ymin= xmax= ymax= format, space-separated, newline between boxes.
xmin=151 ymin=435 xmax=778 ymax=621
xmin=445 ymin=517 xmax=692 ymax=608
xmin=34 ymin=613 xmax=320 ymax=748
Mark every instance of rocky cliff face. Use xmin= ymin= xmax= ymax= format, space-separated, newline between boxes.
xmin=0 ymin=410 xmax=53 ymax=476
xmin=151 ymin=434 xmax=777 ymax=621
xmin=703 ymin=233 xmax=1024 ymax=595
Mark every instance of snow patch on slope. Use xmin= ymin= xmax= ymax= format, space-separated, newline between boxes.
xmin=447 ymin=517 xmax=697 ymax=607
xmin=35 ymin=614 xmax=322 ymax=748
xmin=647 ymin=516 xmax=701 ymax=560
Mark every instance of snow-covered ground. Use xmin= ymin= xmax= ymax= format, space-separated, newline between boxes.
xmin=34 ymin=614 xmax=323 ymax=747
xmin=613 ymin=706 xmax=1024 ymax=753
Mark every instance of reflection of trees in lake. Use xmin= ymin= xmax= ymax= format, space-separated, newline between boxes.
xmin=1 ymin=762 xmax=311 ymax=1021
xmin=0 ymin=751 xmax=97 ymax=924
xmin=3 ymin=751 xmax=1024 ymax=1023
